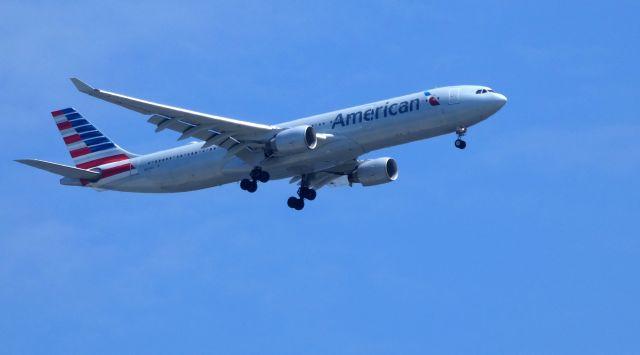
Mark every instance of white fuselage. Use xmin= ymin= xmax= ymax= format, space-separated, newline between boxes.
xmin=84 ymin=85 xmax=507 ymax=192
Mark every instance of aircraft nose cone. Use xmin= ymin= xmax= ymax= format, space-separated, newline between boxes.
xmin=494 ymin=93 xmax=507 ymax=109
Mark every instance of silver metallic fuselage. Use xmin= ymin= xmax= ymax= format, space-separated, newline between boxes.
xmin=93 ymin=85 xmax=507 ymax=192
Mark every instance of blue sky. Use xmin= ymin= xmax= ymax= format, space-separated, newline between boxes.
xmin=1 ymin=1 xmax=639 ymax=354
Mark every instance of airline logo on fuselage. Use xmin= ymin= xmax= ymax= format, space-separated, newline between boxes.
xmin=331 ymin=98 xmax=421 ymax=129
xmin=331 ymin=91 xmax=439 ymax=129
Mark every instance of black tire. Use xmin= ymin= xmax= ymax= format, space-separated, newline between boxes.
xmin=304 ymin=188 xmax=317 ymax=201
xmin=250 ymin=168 xmax=262 ymax=180
xmin=287 ymin=197 xmax=299 ymax=209
xmin=455 ymin=139 xmax=466 ymax=149
xmin=258 ymin=170 xmax=270 ymax=183
xmin=240 ymin=179 xmax=251 ymax=190
xmin=298 ymin=186 xmax=315 ymax=200
xmin=246 ymin=180 xmax=258 ymax=193
xmin=294 ymin=198 xmax=304 ymax=210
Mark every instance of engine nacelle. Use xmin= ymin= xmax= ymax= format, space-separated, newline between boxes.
xmin=349 ymin=157 xmax=399 ymax=186
xmin=267 ymin=125 xmax=317 ymax=156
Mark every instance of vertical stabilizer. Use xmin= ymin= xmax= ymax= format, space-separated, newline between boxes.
xmin=51 ymin=108 xmax=136 ymax=169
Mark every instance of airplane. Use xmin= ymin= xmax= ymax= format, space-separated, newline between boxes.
xmin=16 ymin=79 xmax=507 ymax=210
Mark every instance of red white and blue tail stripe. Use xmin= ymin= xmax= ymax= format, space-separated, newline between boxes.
xmin=51 ymin=108 xmax=135 ymax=170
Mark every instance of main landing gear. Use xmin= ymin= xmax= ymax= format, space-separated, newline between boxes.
xmin=455 ymin=126 xmax=467 ymax=149
xmin=287 ymin=177 xmax=317 ymax=211
xmin=240 ymin=167 xmax=270 ymax=193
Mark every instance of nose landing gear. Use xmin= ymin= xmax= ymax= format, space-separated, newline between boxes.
xmin=455 ymin=126 xmax=467 ymax=149
xmin=240 ymin=167 xmax=270 ymax=193
xmin=454 ymin=139 xmax=467 ymax=149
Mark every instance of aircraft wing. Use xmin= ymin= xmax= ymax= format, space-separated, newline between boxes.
xmin=70 ymin=78 xmax=278 ymax=152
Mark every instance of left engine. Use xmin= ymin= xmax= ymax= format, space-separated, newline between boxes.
xmin=266 ymin=125 xmax=318 ymax=156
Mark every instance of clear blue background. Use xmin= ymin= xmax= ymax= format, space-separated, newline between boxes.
xmin=1 ymin=1 xmax=639 ymax=354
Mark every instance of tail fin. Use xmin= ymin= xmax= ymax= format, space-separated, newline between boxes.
xmin=51 ymin=108 xmax=136 ymax=169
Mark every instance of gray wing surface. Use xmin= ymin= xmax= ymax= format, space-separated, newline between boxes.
xmin=70 ymin=78 xmax=278 ymax=152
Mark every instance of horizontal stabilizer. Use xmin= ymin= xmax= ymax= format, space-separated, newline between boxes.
xmin=15 ymin=159 xmax=101 ymax=180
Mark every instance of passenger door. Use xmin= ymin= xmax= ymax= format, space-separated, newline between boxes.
xmin=449 ymin=88 xmax=461 ymax=105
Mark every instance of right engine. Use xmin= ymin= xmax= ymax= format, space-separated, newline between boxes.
xmin=349 ymin=157 xmax=399 ymax=186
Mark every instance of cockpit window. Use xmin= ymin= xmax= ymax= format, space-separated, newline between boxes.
xmin=476 ymin=88 xmax=496 ymax=94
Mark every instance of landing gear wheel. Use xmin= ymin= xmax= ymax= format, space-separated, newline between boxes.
xmin=240 ymin=179 xmax=251 ymax=191
xmin=288 ymin=175 xmax=315 ymax=210
xmin=306 ymin=189 xmax=317 ymax=201
xmin=299 ymin=187 xmax=317 ymax=201
xmin=258 ymin=171 xmax=270 ymax=183
xmin=242 ymin=167 xmax=269 ymax=193
xmin=287 ymin=197 xmax=296 ymax=208
xmin=287 ymin=197 xmax=304 ymax=210
xmin=249 ymin=168 xmax=262 ymax=180
xmin=240 ymin=179 xmax=257 ymax=193
xmin=455 ymin=139 xmax=467 ymax=149
xmin=246 ymin=180 xmax=257 ymax=193
xmin=250 ymin=167 xmax=270 ymax=183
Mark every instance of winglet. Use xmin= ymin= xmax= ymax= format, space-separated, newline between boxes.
xmin=70 ymin=78 xmax=95 ymax=93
